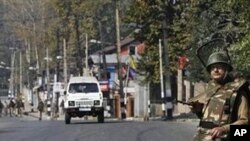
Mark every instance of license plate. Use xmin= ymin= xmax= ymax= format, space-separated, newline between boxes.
xmin=79 ymin=108 xmax=91 ymax=111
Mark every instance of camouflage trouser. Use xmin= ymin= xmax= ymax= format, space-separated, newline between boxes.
xmin=193 ymin=127 xmax=228 ymax=141
xmin=17 ymin=108 xmax=22 ymax=117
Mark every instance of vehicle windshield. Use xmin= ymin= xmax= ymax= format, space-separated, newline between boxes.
xmin=68 ymin=83 xmax=99 ymax=93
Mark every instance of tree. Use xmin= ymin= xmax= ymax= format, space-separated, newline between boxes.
xmin=53 ymin=0 xmax=133 ymax=75
xmin=217 ymin=0 xmax=250 ymax=74
xmin=124 ymin=0 xmax=195 ymax=83
xmin=188 ymin=0 xmax=250 ymax=81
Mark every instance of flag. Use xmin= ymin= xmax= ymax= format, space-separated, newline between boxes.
xmin=128 ymin=56 xmax=137 ymax=79
xmin=128 ymin=56 xmax=137 ymax=70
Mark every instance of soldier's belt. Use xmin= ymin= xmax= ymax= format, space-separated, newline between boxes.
xmin=199 ymin=121 xmax=219 ymax=129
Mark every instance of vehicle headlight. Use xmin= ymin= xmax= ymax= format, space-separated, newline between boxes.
xmin=94 ymin=100 xmax=100 ymax=105
xmin=68 ymin=101 xmax=75 ymax=106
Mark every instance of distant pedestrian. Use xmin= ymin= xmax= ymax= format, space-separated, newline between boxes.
xmin=9 ymin=98 xmax=16 ymax=117
xmin=0 ymin=99 xmax=4 ymax=117
xmin=53 ymin=103 xmax=59 ymax=119
xmin=3 ymin=101 xmax=8 ymax=116
xmin=37 ymin=100 xmax=44 ymax=120
xmin=21 ymin=100 xmax=25 ymax=114
xmin=60 ymin=99 xmax=65 ymax=115
xmin=16 ymin=98 xmax=23 ymax=117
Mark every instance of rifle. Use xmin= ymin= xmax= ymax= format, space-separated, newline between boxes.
xmin=176 ymin=100 xmax=193 ymax=106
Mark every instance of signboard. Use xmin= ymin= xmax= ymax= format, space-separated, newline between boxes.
xmin=99 ymin=81 xmax=109 ymax=92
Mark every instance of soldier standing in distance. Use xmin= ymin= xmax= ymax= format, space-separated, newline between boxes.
xmin=0 ymin=99 xmax=4 ymax=117
xmin=37 ymin=100 xmax=44 ymax=120
xmin=9 ymin=98 xmax=16 ymax=117
xmin=60 ymin=99 xmax=65 ymax=115
xmin=4 ymin=101 xmax=8 ymax=116
xmin=190 ymin=52 xmax=250 ymax=141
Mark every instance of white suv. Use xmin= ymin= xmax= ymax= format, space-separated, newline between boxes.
xmin=64 ymin=76 xmax=104 ymax=124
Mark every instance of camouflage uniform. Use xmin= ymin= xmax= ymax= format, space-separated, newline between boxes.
xmin=193 ymin=78 xmax=249 ymax=141
xmin=192 ymin=52 xmax=250 ymax=141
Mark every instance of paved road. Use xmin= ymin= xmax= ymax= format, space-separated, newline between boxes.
xmin=0 ymin=115 xmax=198 ymax=141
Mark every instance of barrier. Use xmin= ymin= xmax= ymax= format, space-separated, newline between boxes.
xmin=47 ymin=100 xmax=51 ymax=116
xmin=126 ymin=96 xmax=134 ymax=117
xmin=114 ymin=94 xmax=120 ymax=118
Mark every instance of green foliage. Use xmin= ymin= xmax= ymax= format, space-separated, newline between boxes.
xmin=186 ymin=0 xmax=250 ymax=81
xmin=124 ymin=0 xmax=194 ymax=83
xmin=1 ymin=0 xmax=249 ymax=85
xmin=124 ymin=0 xmax=250 ymax=83
xmin=218 ymin=0 xmax=250 ymax=74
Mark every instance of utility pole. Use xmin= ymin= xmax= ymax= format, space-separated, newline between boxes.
xmin=115 ymin=0 xmax=125 ymax=119
xmin=63 ymin=38 xmax=68 ymax=86
xmin=19 ymin=50 xmax=23 ymax=98
xmin=9 ymin=48 xmax=16 ymax=98
xmin=46 ymin=46 xmax=51 ymax=116
xmin=162 ymin=0 xmax=173 ymax=120
xmin=56 ymin=29 xmax=60 ymax=82
xmin=84 ymin=34 xmax=88 ymax=76
xmin=98 ymin=21 xmax=107 ymax=80
xmin=74 ymin=15 xmax=83 ymax=76
xmin=52 ymin=29 xmax=61 ymax=119
xmin=159 ymin=39 xmax=165 ymax=116
xmin=26 ymin=42 xmax=34 ymax=112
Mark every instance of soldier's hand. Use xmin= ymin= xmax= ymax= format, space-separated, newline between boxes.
xmin=190 ymin=101 xmax=204 ymax=113
xmin=208 ymin=127 xmax=225 ymax=139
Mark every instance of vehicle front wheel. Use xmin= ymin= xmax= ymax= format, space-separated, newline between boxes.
xmin=65 ymin=111 xmax=71 ymax=124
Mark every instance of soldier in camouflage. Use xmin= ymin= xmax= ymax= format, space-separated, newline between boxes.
xmin=190 ymin=52 xmax=250 ymax=141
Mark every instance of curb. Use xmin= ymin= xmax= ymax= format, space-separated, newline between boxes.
xmin=24 ymin=111 xmax=200 ymax=122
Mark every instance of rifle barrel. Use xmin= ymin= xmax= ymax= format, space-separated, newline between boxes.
xmin=177 ymin=100 xmax=192 ymax=106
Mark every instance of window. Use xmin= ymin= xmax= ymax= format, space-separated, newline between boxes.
xmin=129 ymin=46 xmax=136 ymax=55
xmin=69 ymin=83 xmax=99 ymax=93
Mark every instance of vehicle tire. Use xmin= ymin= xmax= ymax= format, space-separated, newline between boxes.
xmin=65 ymin=111 xmax=71 ymax=124
xmin=97 ymin=109 xmax=104 ymax=123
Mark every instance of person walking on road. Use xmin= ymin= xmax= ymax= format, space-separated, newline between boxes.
xmin=190 ymin=51 xmax=250 ymax=141
xmin=3 ymin=101 xmax=8 ymax=116
xmin=16 ymin=98 xmax=23 ymax=117
xmin=60 ymin=99 xmax=65 ymax=115
xmin=37 ymin=100 xmax=44 ymax=120
xmin=9 ymin=98 xmax=16 ymax=117
xmin=0 ymin=99 xmax=4 ymax=117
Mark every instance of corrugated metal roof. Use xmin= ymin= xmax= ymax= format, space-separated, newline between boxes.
xmin=89 ymin=54 xmax=130 ymax=64
xmin=93 ymin=37 xmax=135 ymax=54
